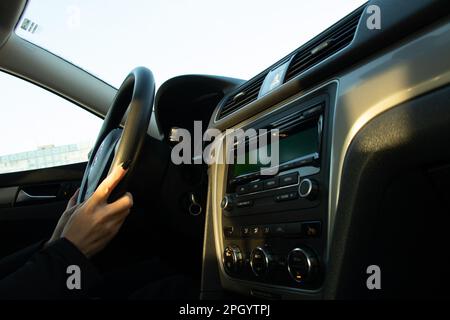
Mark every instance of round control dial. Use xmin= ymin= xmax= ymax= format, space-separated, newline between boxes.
xmin=223 ymin=245 xmax=243 ymax=275
xmin=298 ymin=178 xmax=318 ymax=199
xmin=287 ymin=247 xmax=319 ymax=284
xmin=221 ymin=195 xmax=233 ymax=211
xmin=250 ymin=246 xmax=272 ymax=277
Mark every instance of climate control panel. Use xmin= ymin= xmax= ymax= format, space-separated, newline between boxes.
xmin=220 ymin=157 xmax=326 ymax=290
xmin=222 ymin=228 xmax=323 ymax=289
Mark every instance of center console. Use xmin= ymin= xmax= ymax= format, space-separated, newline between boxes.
xmin=216 ymin=83 xmax=335 ymax=297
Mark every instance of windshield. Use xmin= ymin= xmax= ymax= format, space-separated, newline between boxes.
xmin=16 ymin=0 xmax=366 ymax=89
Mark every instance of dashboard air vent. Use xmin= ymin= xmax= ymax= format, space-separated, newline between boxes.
xmin=284 ymin=7 xmax=363 ymax=82
xmin=216 ymin=74 xmax=266 ymax=120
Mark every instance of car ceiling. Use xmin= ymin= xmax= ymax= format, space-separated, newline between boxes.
xmin=0 ymin=0 xmax=115 ymax=119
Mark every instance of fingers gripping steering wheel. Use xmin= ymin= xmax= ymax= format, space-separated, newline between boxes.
xmin=78 ymin=67 xmax=155 ymax=204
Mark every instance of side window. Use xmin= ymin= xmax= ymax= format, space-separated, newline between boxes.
xmin=0 ymin=71 xmax=102 ymax=174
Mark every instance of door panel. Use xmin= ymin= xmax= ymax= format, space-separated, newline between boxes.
xmin=0 ymin=162 xmax=86 ymax=257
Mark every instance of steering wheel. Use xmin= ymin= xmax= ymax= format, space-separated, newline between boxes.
xmin=77 ymin=67 xmax=155 ymax=204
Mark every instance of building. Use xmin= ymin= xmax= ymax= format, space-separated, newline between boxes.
xmin=0 ymin=142 xmax=92 ymax=174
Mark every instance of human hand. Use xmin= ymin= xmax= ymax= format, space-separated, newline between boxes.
xmin=46 ymin=189 xmax=80 ymax=247
xmin=61 ymin=164 xmax=133 ymax=258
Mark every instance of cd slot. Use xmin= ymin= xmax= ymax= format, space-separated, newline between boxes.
xmin=270 ymin=103 xmax=323 ymax=128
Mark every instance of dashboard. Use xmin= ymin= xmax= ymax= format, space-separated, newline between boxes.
xmin=152 ymin=0 xmax=450 ymax=300
xmin=155 ymin=75 xmax=243 ymax=144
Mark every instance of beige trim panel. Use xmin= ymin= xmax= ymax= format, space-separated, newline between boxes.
xmin=0 ymin=34 xmax=116 ymax=117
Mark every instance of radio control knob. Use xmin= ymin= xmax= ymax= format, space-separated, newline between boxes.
xmin=221 ymin=195 xmax=233 ymax=211
xmin=223 ymin=245 xmax=243 ymax=275
xmin=250 ymin=246 xmax=274 ymax=277
xmin=298 ymin=178 xmax=318 ymax=199
xmin=287 ymin=247 xmax=319 ymax=284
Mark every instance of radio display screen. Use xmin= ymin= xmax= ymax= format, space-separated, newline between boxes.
xmin=231 ymin=122 xmax=319 ymax=178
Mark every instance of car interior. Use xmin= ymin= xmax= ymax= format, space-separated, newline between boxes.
xmin=0 ymin=0 xmax=449 ymax=300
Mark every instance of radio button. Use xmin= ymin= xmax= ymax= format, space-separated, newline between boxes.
xmin=275 ymin=193 xmax=290 ymax=202
xmin=272 ymin=224 xmax=288 ymax=236
xmin=262 ymin=225 xmax=272 ymax=236
xmin=271 ymin=223 xmax=302 ymax=237
xmin=236 ymin=184 xmax=250 ymax=195
xmin=249 ymin=181 xmax=263 ymax=192
xmin=282 ymin=222 xmax=303 ymax=236
xmin=223 ymin=226 xmax=235 ymax=238
xmin=263 ymin=177 xmax=279 ymax=189
xmin=236 ymin=200 xmax=253 ymax=208
xmin=275 ymin=191 xmax=298 ymax=202
xmin=301 ymin=221 xmax=322 ymax=238
xmin=250 ymin=226 xmax=262 ymax=238
xmin=279 ymin=172 xmax=299 ymax=186
xmin=241 ymin=226 xmax=251 ymax=238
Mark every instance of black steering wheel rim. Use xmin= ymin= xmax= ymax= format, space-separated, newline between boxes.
xmin=78 ymin=67 xmax=155 ymax=204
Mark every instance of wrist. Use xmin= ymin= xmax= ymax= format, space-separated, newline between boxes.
xmin=44 ymin=237 xmax=55 ymax=248
xmin=61 ymin=236 xmax=90 ymax=258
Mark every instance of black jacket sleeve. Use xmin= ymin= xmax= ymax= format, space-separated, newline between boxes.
xmin=0 ymin=238 xmax=101 ymax=300
xmin=0 ymin=241 xmax=45 ymax=279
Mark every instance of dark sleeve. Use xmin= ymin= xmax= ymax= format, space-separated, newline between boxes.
xmin=0 ymin=238 xmax=101 ymax=300
xmin=0 ymin=241 xmax=45 ymax=279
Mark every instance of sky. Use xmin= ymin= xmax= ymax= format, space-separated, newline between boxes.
xmin=0 ymin=0 xmax=366 ymax=157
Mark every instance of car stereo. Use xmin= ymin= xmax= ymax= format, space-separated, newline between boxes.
xmin=219 ymin=92 xmax=330 ymax=291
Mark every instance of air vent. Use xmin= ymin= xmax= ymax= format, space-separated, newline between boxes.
xmin=215 ymin=6 xmax=364 ymax=122
xmin=217 ymin=74 xmax=266 ymax=120
xmin=284 ymin=7 xmax=363 ymax=82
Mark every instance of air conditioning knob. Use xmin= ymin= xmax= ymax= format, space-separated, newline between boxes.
xmin=223 ymin=245 xmax=243 ymax=275
xmin=287 ymin=247 xmax=319 ymax=284
xmin=250 ymin=246 xmax=274 ymax=277
xmin=298 ymin=178 xmax=318 ymax=200
xmin=221 ymin=195 xmax=233 ymax=211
